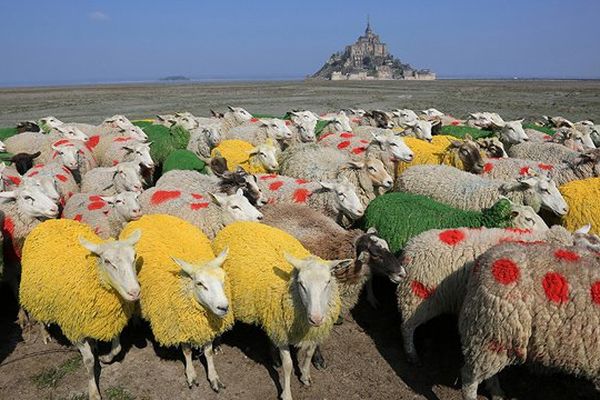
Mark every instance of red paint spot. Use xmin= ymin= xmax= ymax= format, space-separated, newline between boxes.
xmin=87 ymin=201 xmax=106 ymax=211
xmin=27 ymin=170 xmax=39 ymax=177
xmin=492 ymin=258 xmax=520 ymax=285
xmin=351 ymin=118 xmax=361 ymax=123
xmin=538 ymin=163 xmax=553 ymax=171
xmin=337 ymin=140 xmax=351 ymax=149
xmin=191 ymin=193 xmax=204 ymax=200
xmin=113 ymin=136 xmax=133 ymax=142
xmin=351 ymin=146 xmax=366 ymax=155
xmin=340 ymin=132 xmax=354 ymax=138
xmin=3 ymin=217 xmax=14 ymax=239
xmin=411 ymin=280 xmax=434 ymax=299
xmin=438 ymin=229 xmax=466 ymax=245
xmin=543 ymin=135 xmax=553 ymax=140
xmin=73 ymin=214 xmax=83 ymax=222
xmin=519 ymin=166 xmax=530 ymax=175
xmin=488 ymin=340 xmax=504 ymax=353
xmin=151 ymin=190 xmax=181 ymax=205
xmin=85 ymin=135 xmax=100 ymax=150
xmin=295 ymin=179 xmax=308 ymax=184
xmin=7 ymin=176 xmax=21 ymax=186
xmin=33 ymin=164 xmax=43 ymax=169
xmin=292 ymin=188 xmax=311 ymax=203
xmin=61 ymin=166 xmax=71 ymax=174
xmin=89 ymin=195 xmax=103 ymax=202
xmin=267 ymin=197 xmax=277 ymax=205
xmin=284 ymin=120 xmax=291 ymax=126
xmin=483 ymin=162 xmax=493 ymax=173
xmin=56 ymin=174 xmax=68 ymax=182
xmin=112 ymin=160 xmax=119 ymax=166
xmin=359 ymin=139 xmax=369 ymax=144
xmin=590 ymin=281 xmax=600 ymax=305
xmin=66 ymin=192 xmax=73 ymax=199
xmin=505 ymin=227 xmax=532 ymax=234
xmin=52 ymin=152 xmax=58 ymax=160
xmin=190 ymin=202 xmax=209 ymax=210
xmin=554 ymin=249 xmax=580 ymax=262
xmin=499 ymin=238 xmax=544 ymax=245
xmin=269 ymin=181 xmax=284 ymax=191
xmin=451 ymin=120 xmax=461 ymax=126
xmin=250 ymin=117 xmax=259 ymax=123
xmin=542 ymin=272 xmax=569 ymax=304
xmin=317 ymin=132 xmax=334 ymax=142
xmin=259 ymin=174 xmax=278 ymax=180
xmin=94 ymin=227 xmax=101 ymax=235
xmin=53 ymin=139 xmax=71 ymax=146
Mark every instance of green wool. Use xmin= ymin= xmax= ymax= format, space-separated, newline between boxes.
xmin=440 ymin=125 xmax=494 ymax=140
xmin=132 ymin=120 xmax=154 ymax=129
xmin=162 ymin=150 xmax=207 ymax=174
xmin=253 ymin=113 xmax=287 ymax=120
xmin=315 ymin=120 xmax=331 ymax=136
xmin=522 ymin=123 xmax=556 ymax=136
xmin=140 ymin=123 xmax=190 ymax=165
xmin=0 ymin=127 xmax=17 ymax=141
xmin=362 ymin=192 xmax=513 ymax=254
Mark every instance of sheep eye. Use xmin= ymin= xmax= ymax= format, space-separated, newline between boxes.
xmin=195 ymin=281 xmax=207 ymax=290
xmin=368 ymin=166 xmax=376 ymax=172
xmin=390 ymin=143 xmax=397 ymax=147
xmin=24 ymin=195 xmax=34 ymax=202
xmin=231 ymin=205 xmax=240 ymax=210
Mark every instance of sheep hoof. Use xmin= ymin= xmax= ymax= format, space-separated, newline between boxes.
xmin=99 ymin=355 xmax=114 ymax=364
xmin=311 ymin=354 xmax=327 ymax=370
xmin=187 ymin=377 xmax=199 ymax=388
xmin=300 ymin=376 xmax=312 ymax=387
xmin=210 ymin=379 xmax=226 ymax=392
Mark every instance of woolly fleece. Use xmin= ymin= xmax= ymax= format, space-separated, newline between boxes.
xmin=559 ymin=177 xmax=600 ymax=234
xmin=210 ymin=139 xmax=268 ymax=174
xmin=395 ymin=135 xmax=473 ymax=175
xmin=162 ymin=149 xmax=207 ymax=174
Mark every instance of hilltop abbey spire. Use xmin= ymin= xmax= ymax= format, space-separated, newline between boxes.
xmin=311 ymin=19 xmax=435 ymax=81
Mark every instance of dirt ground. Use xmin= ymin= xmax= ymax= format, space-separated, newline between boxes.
xmin=0 ymin=80 xmax=599 ymax=126
xmin=1 ymin=80 xmax=600 ymax=400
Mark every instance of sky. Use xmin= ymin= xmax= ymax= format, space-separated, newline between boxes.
xmin=1 ymin=0 xmax=599 ymax=86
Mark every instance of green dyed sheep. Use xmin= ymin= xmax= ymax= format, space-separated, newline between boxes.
xmin=362 ymin=192 xmax=513 ymax=254
xmin=439 ymin=125 xmax=494 ymax=140
xmin=162 ymin=149 xmax=207 ymax=174
xmin=140 ymin=123 xmax=191 ymax=165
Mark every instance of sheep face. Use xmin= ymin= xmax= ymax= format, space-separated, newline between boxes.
xmin=51 ymin=144 xmax=81 ymax=170
xmin=358 ymin=228 xmax=406 ymax=283
xmin=366 ymin=110 xmax=394 ymax=129
xmin=39 ymin=116 xmax=64 ymax=131
xmin=174 ymin=112 xmax=200 ymax=130
xmin=123 ymin=142 xmax=154 ymax=169
xmin=319 ymin=179 xmax=365 ymax=220
xmin=0 ymin=185 xmax=59 ymax=219
xmin=117 ymin=124 xmax=148 ymax=142
xmin=518 ymin=175 xmax=568 ymax=216
xmin=52 ymin=124 xmax=89 ymax=141
xmin=79 ymin=229 xmax=141 ymax=302
xmin=509 ymin=204 xmax=549 ymax=233
xmin=203 ymin=127 xmax=222 ymax=149
xmin=103 ymin=115 xmax=131 ymax=128
xmin=249 ymin=143 xmax=278 ymax=172
xmin=289 ymin=110 xmax=319 ymax=133
xmin=391 ymin=109 xmax=418 ymax=126
xmin=405 ymin=120 xmax=433 ymax=142
xmin=156 ymin=114 xmax=177 ymax=127
xmin=260 ymin=119 xmax=292 ymax=141
xmin=210 ymin=188 xmax=263 ymax=222
xmin=450 ymin=136 xmax=485 ymax=174
xmin=22 ymin=175 xmax=61 ymax=203
xmin=103 ymin=191 xmax=142 ymax=221
xmin=497 ymin=120 xmax=529 ymax=144
xmin=240 ymin=172 xmax=267 ymax=207
xmin=113 ymin=163 xmax=143 ymax=193
xmin=372 ymin=133 xmax=414 ymax=162
xmin=297 ymin=126 xmax=316 ymax=143
xmin=348 ymin=158 xmax=393 ymax=190
xmin=285 ymin=254 xmax=350 ymax=327
xmin=477 ymin=137 xmax=508 ymax=158
xmin=421 ymin=108 xmax=445 ymax=118
xmin=172 ymin=249 xmax=230 ymax=317
xmin=227 ymin=106 xmax=253 ymax=124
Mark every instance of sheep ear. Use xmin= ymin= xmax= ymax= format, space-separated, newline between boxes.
xmin=208 ymin=192 xmax=227 ymax=206
xmin=248 ymin=147 xmax=259 ymax=156
xmin=575 ymin=224 xmax=592 ymax=234
xmin=31 ymin=151 xmax=41 ymax=159
xmin=172 ymin=257 xmax=197 ymax=277
xmin=79 ymin=236 xmax=102 ymax=255
xmin=450 ymin=140 xmax=463 ymax=148
xmin=328 ymin=258 xmax=353 ymax=270
xmin=464 ymin=134 xmax=473 ymax=141
xmin=319 ymin=181 xmax=336 ymax=191
xmin=347 ymin=160 xmax=364 ymax=169
xmin=100 ymin=195 xmax=115 ymax=205
xmin=284 ymin=252 xmax=306 ymax=270
xmin=367 ymin=227 xmax=378 ymax=234
xmin=123 ymin=229 xmax=141 ymax=246
xmin=517 ymin=176 xmax=538 ymax=187
xmin=227 ymin=106 xmax=235 ymax=111
xmin=209 ymin=247 xmax=229 ymax=268
xmin=235 ymin=187 xmax=244 ymax=197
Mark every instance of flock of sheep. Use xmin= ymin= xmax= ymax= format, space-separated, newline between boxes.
xmin=1 ymin=106 xmax=599 ymax=400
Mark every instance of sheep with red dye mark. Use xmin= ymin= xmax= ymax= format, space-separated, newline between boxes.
xmin=507 ymin=140 xmax=580 ymax=165
xmin=85 ymin=126 xmax=148 ymax=160
xmin=24 ymin=162 xmax=78 ymax=203
xmin=95 ymin=139 xmax=154 ymax=169
xmin=35 ymin=139 xmax=98 ymax=178
xmin=279 ymin=143 xmax=394 ymax=206
xmin=62 ymin=192 xmax=142 ymax=239
xmin=256 ymin=173 xmax=365 ymax=225
xmin=139 ymin=187 xmax=262 ymax=239
xmin=4 ymin=125 xmax=88 ymax=155
xmin=80 ymin=162 xmax=143 ymax=195
xmin=459 ymin=241 xmax=600 ymax=400
xmin=398 ymin=222 xmax=577 ymax=364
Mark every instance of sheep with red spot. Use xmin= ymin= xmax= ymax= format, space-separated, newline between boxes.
xmin=24 ymin=162 xmax=78 ymax=203
xmin=80 ymin=162 xmax=144 ymax=195
xmin=96 ymin=139 xmax=154 ymax=169
xmin=85 ymin=126 xmax=148 ymax=161
xmin=255 ymin=173 xmax=365 ymax=225
xmin=397 ymin=220 xmax=577 ymax=364
xmin=62 ymin=192 xmax=142 ymax=239
xmin=459 ymin=241 xmax=600 ymax=400
xmin=139 ymin=187 xmax=262 ymax=239
xmin=4 ymin=124 xmax=88 ymax=155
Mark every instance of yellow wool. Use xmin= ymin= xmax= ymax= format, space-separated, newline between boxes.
xmin=396 ymin=135 xmax=465 ymax=175
xmin=211 ymin=139 xmax=267 ymax=174
xmin=559 ymin=178 xmax=600 ymax=234
xmin=20 ymin=219 xmax=133 ymax=343
xmin=212 ymin=221 xmax=341 ymax=347
xmin=120 ymin=215 xmax=234 ymax=347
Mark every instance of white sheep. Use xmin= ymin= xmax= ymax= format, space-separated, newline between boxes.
xmin=396 ymin=164 xmax=569 ymax=216
xmin=187 ymin=127 xmax=222 ymax=159
xmin=80 ymin=162 xmax=143 ymax=195
xmin=4 ymin=124 xmax=88 ymax=155
xmin=98 ymin=140 xmax=154 ymax=169
xmin=507 ymin=140 xmax=580 ymax=164
xmin=24 ymin=162 xmax=79 ymax=203
xmin=222 ymin=118 xmax=293 ymax=150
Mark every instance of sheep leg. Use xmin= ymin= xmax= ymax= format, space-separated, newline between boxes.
xmin=203 ymin=343 xmax=225 ymax=392
xmin=484 ymin=376 xmax=506 ymax=400
xmin=311 ymin=345 xmax=327 ymax=370
xmin=366 ymin=278 xmax=379 ymax=308
xmin=39 ymin=323 xmax=52 ymax=345
xmin=76 ymin=339 xmax=101 ymax=400
xmin=299 ymin=344 xmax=317 ymax=386
xmin=401 ymin=308 xmax=433 ymax=365
xmin=278 ymin=345 xmax=293 ymax=400
xmin=460 ymin=367 xmax=480 ymax=400
xmin=181 ymin=343 xmax=198 ymax=388
xmin=270 ymin=341 xmax=282 ymax=368
xmin=99 ymin=337 xmax=122 ymax=364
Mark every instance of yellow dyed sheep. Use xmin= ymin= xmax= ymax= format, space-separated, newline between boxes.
xmin=560 ymin=177 xmax=600 ymax=234
xmin=120 ymin=214 xmax=234 ymax=391
xmin=396 ymin=135 xmax=485 ymax=175
xmin=20 ymin=219 xmax=141 ymax=400
xmin=210 ymin=138 xmax=278 ymax=173
xmin=212 ymin=221 xmax=351 ymax=400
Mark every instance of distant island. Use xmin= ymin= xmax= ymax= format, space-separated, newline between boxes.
xmin=312 ymin=19 xmax=435 ymax=81
xmin=159 ymin=76 xmax=190 ymax=81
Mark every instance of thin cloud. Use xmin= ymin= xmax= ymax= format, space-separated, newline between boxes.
xmin=89 ymin=11 xmax=109 ymax=21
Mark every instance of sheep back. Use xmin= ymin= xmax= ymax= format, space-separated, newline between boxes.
xmin=396 ymin=136 xmax=466 ymax=175
xmin=559 ymin=177 xmax=600 ymax=234
xmin=211 ymin=139 xmax=266 ymax=174
xmin=162 ymin=149 xmax=207 ymax=174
